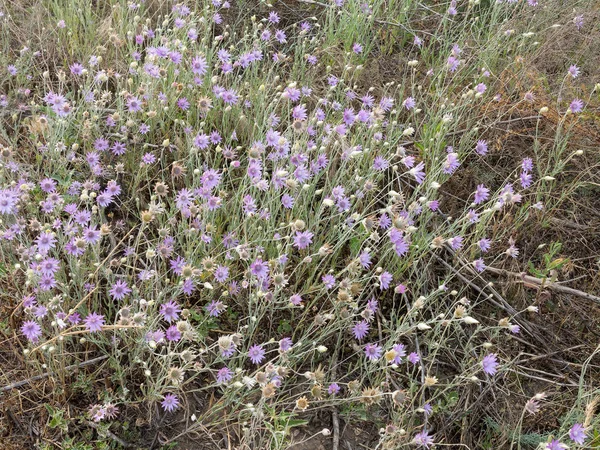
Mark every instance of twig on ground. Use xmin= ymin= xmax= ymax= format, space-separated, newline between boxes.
xmin=330 ymin=349 xmax=340 ymax=450
xmin=484 ymin=266 xmax=600 ymax=304
xmin=0 ymin=355 xmax=109 ymax=392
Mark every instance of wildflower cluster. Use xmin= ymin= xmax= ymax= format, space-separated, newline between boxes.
xmin=0 ymin=0 xmax=595 ymax=448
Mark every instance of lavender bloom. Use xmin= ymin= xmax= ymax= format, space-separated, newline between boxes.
xmin=166 ymin=325 xmax=181 ymax=342
xmin=21 ymin=320 xmax=42 ymax=342
xmin=214 ymin=265 xmax=229 ymax=283
xmin=250 ymin=258 xmax=269 ymax=280
xmin=364 ymin=343 xmax=382 ymax=361
xmin=443 ymin=151 xmax=460 ymax=174
xmin=408 ymin=352 xmax=420 ymax=364
xmin=160 ymin=301 xmax=182 ymax=323
xmin=482 ymin=353 xmax=499 ymax=376
xmin=217 ymin=367 xmax=233 ymax=384
xmin=474 ymin=184 xmax=490 ymax=204
xmin=545 ymin=440 xmax=566 ymax=450
xmin=109 ymin=280 xmax=131 ymax=301
xmin=206 ymin=300 xmax=226 ymax=317
xmin=403 ymin=97 xmax=416 ymax=110
xmin=352 ymin=320 xmax=370 ymax=340
xmin=448 ymin=235 xmax=463 ymax=250
xmin=328 ymin=383 xmax=340 ymax=395
xmin=161 ymin=393 xmax=180 ymax=412
xmin=36 ymin=232 xmax=56 ymax=254
xmin=322 ymin=274 xmax=336 ymax=289
xmin=520 ymin=171 xmax=533 ymax=188
xmin=475 ymin=140 xmax=488 ymax=156
xmin=569 ymin=98 xmax=584 ymax=113
xmin=279 ymin=337 xmax=293 ymax=352
xmin=569 ymin=423 xmax=586 ymax=445
xmin=478 ymin=238 xmax=491 ymax=253
xmin=392 ymin=344 xmax=407 ymax=364
xmin=473 ymin=258 xmax=486 ymax=273
xmin=248 ymin=344 xmax=266 ymax=364
xmin=379 ymin=271 xmax=393 ymax=290
xmin=293 ymin=231 xmax=314 ymax=250
xmin=84 ymin=312 xmax=105 ymax=332
xmin=413 ymin=430 xmax=434 ymax=448
xmin=567 ymin=64 xmax=580 ymax=78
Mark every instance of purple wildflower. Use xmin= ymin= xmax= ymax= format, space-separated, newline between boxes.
xmin=482 ymin=353 xmax=499 ymax=376
xmin=217 ymin=366 xmax=233 ymax=384
xmin=546 ymin=440 xmax=566 ymax=450
xmin=413 ymin=430 xmax=434 ymax=448
xmin=109 ymin=280 xmax=131 ymax=301
xmin=21 ymin=321 xmax=42 ymax=342
xmin=569 ymin=423 xmax=586 ymax=445
xmin=248 ymin=344 xmax=266 ymax=364
xmin=160 ymin=301 xmax=182 ymax=323
xmin=166 ymin=325 xmax=181 ymax=342
xmin=84 ymin=312 xmax=105 ymax=332
xmin=293 ymin=231 xmax=314 ymax=250
xmin=568 ymin=64 xmax=580 ymax=78
xmin=161 ymin=394 xmax=180 ymax=412
xmin=364 ymin=343 xmax=382 ymax=361
xmin=379 ymin=271 xmax=393 ymax=290
xmin=352 ymin=321 xmax=370 ymax=340
xmin=475 ymin=140 xmax=488 ymax=156
xmin=569 ymin=98 xmax=584 ymax=113
xmin=322 ymin=274 xmax=336 ymax=289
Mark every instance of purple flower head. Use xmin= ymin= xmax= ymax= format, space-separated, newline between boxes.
xmin=161 ymin=393 xmax=180 ymax=412
xmin=448 ymin=235 xmax=464 ymax=250
xmin=206 ymin=300 xmax=226 ymax=317
xmin=408 ymin=352 xmax=420 ymax=364
xmin=443 ymin=151 xmax=460 ymax=174
xmin=545 ymin=440 xmax=566 ymax=450
xmin=279 ymin=337 xmax=293 ymax=352
xmin=36 ymin=232 xmax=56 ymax=254
xmin=166 ymin=325 xmax=181 ymax=342
xmin=217 ymin=366 xmax=233 ymax=384
xmin=293 ymin=231 xmax=314 ymax=250
xmin=569 ymin=423 xmax=586 ymax=445
xmin=109 ymin=280 xmax=131 ymax=301
xmin=322 ymin=274 xmax=336 ymax=289
xmin=403 ymin=97 xmax=416 ymax=110
xmin=520 ymin=171 xmax=533 ymax=188
xmin=482 ymin=353 xmax=499 ymax=376
xmin=392 ymin=343 xmax=407 ymax=364
xmin=248 ymin=344 xmax=266 ymax=364
xmin=379 ymin=271 xmax=393 ymax=290
xmin=413 ymin=430 xmax=434 ymax=448
xmin=214 ymin=265 xmax=229 ymax=283
xmin=569 ymin=98 xmax=584 ymax=113
xmin=328 ymin=383 xmax=340 ymax=395
xmin=160 ymin=300 xmax=182 ymax=323
xmin=567 ymin=64 xmax=580 ymax=78
xmin=84 ymin=312 xmax=105 ymax=332
xmin=21 ymin=320 xmax=42 ymax=342
xmin=352 ymin=320 xmax=370 ymax=340
xmin=373 ymin=156 xmax=389 ymax=171
xmin=364 ymin=343 xmax=382 ymax=361
xmin=478 ymin=238 xmax=491 ymax=253
xmin=473 ymin=258 xmax=486 ymax=273
xmin=475 ymin=140 xmax=488 ymax=156
xmin=250 ymin=258 xmax=269 ymax=280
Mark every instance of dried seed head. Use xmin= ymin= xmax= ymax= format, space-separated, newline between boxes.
xmin=391 ymin=390 xmax=406 ymax=406
xmin=296 ymin=396 xmax=309 ymax=411
xmin=360 ymin=387 xmax=382 ymax=405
